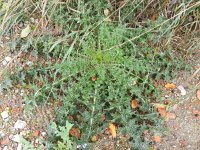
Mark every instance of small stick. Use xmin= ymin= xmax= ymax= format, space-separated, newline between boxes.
xmin=189 ymin=67 xmax=200 ymax=80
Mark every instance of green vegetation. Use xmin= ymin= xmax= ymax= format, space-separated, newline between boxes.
xmin=0 ymin=0 xmax=200 ymax=149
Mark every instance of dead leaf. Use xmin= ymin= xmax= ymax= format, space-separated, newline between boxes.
xmin=0 ymin=136 xmax=10 ymax=145
xmin=192 ymin=100 xmax=200 ymax=105
xmin=131 ymin=99 xmax=138 ymax=109
xmin=21 ymin=25 xmax=31 ymax=38
xmin=69 ymin=127 xmax=81 ymax=139
xmin=32 ymin=131 xmax=40 ymax=137
xmin=165 ymin=83 xmax=176 ymax=90
xmin=108 ymin=123 xmax=117 ymax=138
xmin=12 ymin=107 xmax=21 ymax=113
xmin=153 ymin=103 xmax=168 ymax=117
xmin=165 ymin=112 xmax=176 ymax=121
xmin=91 ymin=76 xmax=97 ymax=81
xmin=153 ymin=135 xmax=161 ymax=143
xmin=192 ymin=110 xmax=200 ymax=116
xmin=157 ymin=107 xmax=167 ymax=117
xmin=196 ymin=90 xmax=200 ymax=100
xmin=151 ymin=14 xmax=157 ymax=21
xmin=91 ymin=135 xmax=98 ymax=142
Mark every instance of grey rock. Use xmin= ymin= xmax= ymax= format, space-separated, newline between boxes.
xmin=12 ymin=134 xmax=21 ymax=143
xmin=1 ymin=111 xmax=9 ymax=119
xmin=14 ymin=120 xmax=27 ymax=129
xmin=177 ymin=85 xmax=187 ymax=96
xmin=4 ymin=56 xmax=12 ymax=62
xmin=2 ymin=60 xmax=7 ymax=66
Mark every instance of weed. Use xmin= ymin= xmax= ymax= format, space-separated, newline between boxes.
xmin=1 ymin=0 xmax=199 ymax=150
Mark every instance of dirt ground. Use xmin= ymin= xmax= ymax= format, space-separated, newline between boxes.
xmin=0 ymin=45 xmax=199 ymax=150
xmin=156 ymin=49 xmax=200 ymax=150
xmin=0 ymin=48 xmax=50 ymax=149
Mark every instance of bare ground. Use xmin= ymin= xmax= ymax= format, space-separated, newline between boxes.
xmin=156 ymin=49 xmax=200 ymax=150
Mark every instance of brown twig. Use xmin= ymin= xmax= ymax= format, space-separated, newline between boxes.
xmin=189 ymin=67 xmax=200 ymax=80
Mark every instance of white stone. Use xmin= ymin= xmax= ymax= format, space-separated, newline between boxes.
xmin=41 ymin=132 xmax=47 ymax=136
xmin=14 ymin=120 xmax=27 ymax=129
xmin=5 ymin=56 xmax=12 ymax=62
xmin=2 ymin=60 xmax=7 ymax=66
xmin=12 ymin=134 xmax=21 ymax=143
xmin=177 ymin=85 xmax=186 ymax=95
xmin=3 ymin=146 xmax=8 ymax=150
xmin=0 ymin=130 xmax=5 ymax=137
xmin=15 ymin=89 xmax=19 ymax=93
xmin=17 ymin=143 xmax=23 ymax=150
xmin=1 ymin=111 xmax=9 ymax=119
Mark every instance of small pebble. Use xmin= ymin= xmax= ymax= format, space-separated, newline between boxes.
xmin=1 ymin=111 xmax=9 ymax=119
xmin=41 ymin=131 xmax=47 ymax=137
xmin=12 ymin=134 xmax=21 ymax=143
xmin=5 ymin=37 xmax=10 ymax=40
xmin=177 ymin=85 xmax=187 ymax=96
xmin=2 ymin=60 xmax=7 ymax=66
xmin=3 ymin=146 xmax=8 ymax=150
xmin=15 ymin=89 xmax=19 ymax=93
xmin=5 ymin=56 xmax=12 ymax=62
xmin=165 ymin=95 xmax=170 ymax=98
xmin=173 ymin=104 xmax=178 ymax=111
xmin=18 ymin=22 xmax=24 ymax=28
xmin=30 ymin=17 xmax=35 ymax=23
xmin=20 ymin=130 xmax=27 ymax=136
xmin=17 ymin=144 xmax=23 ymax=150
xmin=14 ymin=120 xmax=27 ymax=129
xmin=0 ymin=130 xmax=5 ymax=137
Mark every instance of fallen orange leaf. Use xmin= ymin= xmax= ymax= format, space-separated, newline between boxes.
xmin=192 ymin=110 xmax=200 ymax=116
xmin=131 ymin=99 xmax=139 ymax=109
xmin=32 ymin=130 xmax=40 ymax=137
xmin=69 ymin=127 xmax=81 ymax=139
xmin=151 ymin=14 xmax=157 ymax=21
xmin=12 ymin=107 xmax=21 ymax=113
xmin=0 ymin=136 xmax=10 ymax=145
xmin=165 ymin=83 xmax=176 ymax=90
xmin=153 ymin=135 xmax=161 ymax=143
xmin=157 ymin=107 xmax=167 ymax=117
xmin=197 ymin=90 xmax=200 ymax=100
xmin=153 ymin=103 xmax=167 ymax=117
xmin=108 ymin=123 xmax=117 ymax=138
